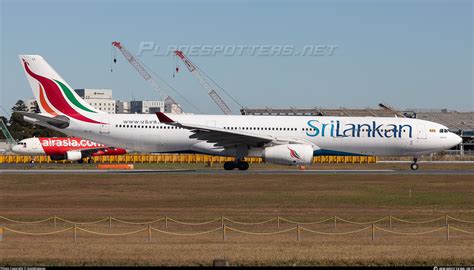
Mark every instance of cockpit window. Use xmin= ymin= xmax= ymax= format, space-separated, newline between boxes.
xmin=439 ymin=129 xmax=449 ymax=133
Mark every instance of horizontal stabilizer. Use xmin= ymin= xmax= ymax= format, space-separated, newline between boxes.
xmin=14 ymin=111 xmax=70 ymax=129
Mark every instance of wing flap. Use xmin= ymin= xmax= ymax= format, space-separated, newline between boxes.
xmin=156 ymin=112 xmax=274 ymax=148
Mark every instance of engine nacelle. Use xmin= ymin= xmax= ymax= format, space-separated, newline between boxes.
xmin=65 ymin=151 xmax=83 ymax=161
xmin=50 ymin=155 xmax=66 ymax=161
xmin=263 ymin=144 xmax=313 ymax=166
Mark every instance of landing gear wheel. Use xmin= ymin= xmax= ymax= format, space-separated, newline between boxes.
xmin=224 ymin=161 xmax=235 ymax=170
xmin=78 ymin=159 xmax=84 ymax=164
xmin=410 ymin=156 xmax=419 ymax=170
xmin=238 ymin=161 xmax=249 ymax=171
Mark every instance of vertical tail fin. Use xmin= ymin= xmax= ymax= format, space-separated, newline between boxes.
xmin=19 ymin=55 xmax=105 ymax=124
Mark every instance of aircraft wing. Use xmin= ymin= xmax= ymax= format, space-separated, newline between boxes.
xmin=156 ymin=112 xmax=274 ymax=148
xmin=13 ymin=111 xmax=70 ymax=128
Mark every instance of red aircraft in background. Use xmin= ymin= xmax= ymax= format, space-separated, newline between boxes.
xmin=11 ymin=137 xmax=127 ymax=163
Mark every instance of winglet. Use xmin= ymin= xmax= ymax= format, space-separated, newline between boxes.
xmin=156 ymin=112 xmax=175 ymax=123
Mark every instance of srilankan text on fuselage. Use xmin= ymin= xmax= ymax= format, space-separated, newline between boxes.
xmin=306 ymin=120 xmax=413 ymax=138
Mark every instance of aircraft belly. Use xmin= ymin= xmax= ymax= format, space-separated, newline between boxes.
xmin=316 ymin=137 xmax=412 ymax=156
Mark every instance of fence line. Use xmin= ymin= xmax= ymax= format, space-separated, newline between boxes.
xmin=225 ymin=226 xmax=296 ymax=236
xmin=278 ymin=217 xmax=333 ymax=225
xmin=3 ymin=227 xmax=72 ymax=236
xmin=110 ymin=217 xmax=165 ymax=225
xmin=300 ymin=226 xmax=371 ymax=235
xmin=1 ymin=215 xmax=474 ymax=226
xmin=223 ymin=217 xmax=277 ymax=225
xmin=2 ymin=225 xmax=472 ymax=242
xmin=390 ymin=216 xmax=445 ymax=224
xmin=446 ymin=215 xmax=474 ymax=224
xmin=0 ymin=216 xmax=54 ymax=224
xmin=448 ymin=226 xmax=474 ymax=235
xmin=150 ymin=227 xmax=222 ymax=236
xmin=374 ymin=226 xmax=445 ymax=236
xmin=55 ymin=217 xmax=109 ymax=225
xmin=166 ymin=217 xmax=222 ymax=226
xmin=336 ymin=216 xmax=389 ymax=225
xmin=77 ymin=227 xmax=148 ymax=236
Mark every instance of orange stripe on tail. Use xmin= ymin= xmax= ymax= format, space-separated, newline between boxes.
xmin=39 ymin=84 xmax=58 ymax=116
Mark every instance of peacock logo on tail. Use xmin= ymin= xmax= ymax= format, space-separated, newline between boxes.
xmin=22 ymin=59 xmax=104 ymax=124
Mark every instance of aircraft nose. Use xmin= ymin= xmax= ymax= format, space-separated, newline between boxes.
xmin=449 ymin=133 xmax=462 ymax=147
xmin=454 ymin=134 xmax=462 ymax=145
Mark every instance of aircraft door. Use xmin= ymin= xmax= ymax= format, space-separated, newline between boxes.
xmin=206 ymin=120 xmax=216 ymax=127
xmin=417 ymin=124 xmax=427 ymax=139
xmin=100 ymin=118 xmax=110 ymax=134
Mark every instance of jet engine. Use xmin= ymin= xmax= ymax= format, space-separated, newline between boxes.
xmin=65 ymin=151 xmax=83 ymax=161
xmin=263 ymin=144 xmax=313 ymax=165
xmin=50 ymin=151 xmax=83 ymax=161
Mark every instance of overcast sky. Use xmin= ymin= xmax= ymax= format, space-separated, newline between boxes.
xmin=1 ymin=0 xmax=472 ymax=115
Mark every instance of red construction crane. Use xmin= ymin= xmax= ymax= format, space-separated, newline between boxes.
xmin=174 ymin=50 xmax=233 ymax=115
xmin=112 ymin=41 xmax=182 ymax=114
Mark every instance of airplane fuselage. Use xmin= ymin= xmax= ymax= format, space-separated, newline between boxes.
xmin=48 ymin=113 xmax=461 ymax=158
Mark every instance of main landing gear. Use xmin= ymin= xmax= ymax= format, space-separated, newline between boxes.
xmin=410 ymin=157 xmax=419 ymax=170
xmin=77 ymin=158 xmax=93 ymax=164
xmin=223 ymin=160 xmax=249 ymax=171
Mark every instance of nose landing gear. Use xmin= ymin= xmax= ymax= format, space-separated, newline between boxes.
xmin=223 ymin=160 xmax=249 ymax=171
xmin=410 ymin=157 xmax=419 ymax=170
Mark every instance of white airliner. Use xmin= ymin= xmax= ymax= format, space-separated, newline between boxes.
xmin=16 ymin=55 xmax=461 ymax=170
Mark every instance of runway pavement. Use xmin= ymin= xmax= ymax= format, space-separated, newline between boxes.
xmin=0 ymin=169 xmax=473 ymax=175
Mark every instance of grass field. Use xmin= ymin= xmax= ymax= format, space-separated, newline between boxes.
xmin=1 ymin=167 xmax=473 ymax=266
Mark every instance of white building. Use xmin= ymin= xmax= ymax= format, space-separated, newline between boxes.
xmin=75 ymin=89 xmax=116 ymax=114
